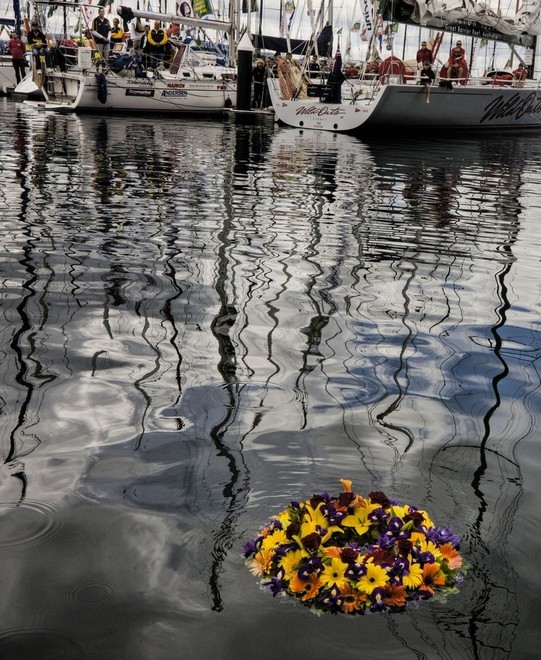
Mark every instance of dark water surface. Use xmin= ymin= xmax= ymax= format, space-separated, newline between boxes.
xmin=0 ymin=98 xmax=540 ymax=659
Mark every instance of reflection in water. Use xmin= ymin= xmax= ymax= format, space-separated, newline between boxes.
xmin=0 ymin=101 xmax=540 ymax=657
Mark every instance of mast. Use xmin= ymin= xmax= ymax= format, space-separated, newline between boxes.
xmin=13 ymin=0 xmax=22 ymax=35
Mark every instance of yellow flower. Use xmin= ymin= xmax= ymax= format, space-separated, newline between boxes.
xmin=342 ymin=503 xmax=379 ymax=536
xmin=402 ymin=561 xmax=423 ymax=589
xmin=418 ymin=510 xmax=434 ymax=527
xmin=277 ymin=510 xmax=292 ymax=529
xmin=279 ymin=549 xmax=308 ymax=581
xmin=390 ymin=504 xmax=409 ymax=520
xmin=249 ymin=548 xmax=275 ymax=577
xmin=357 ymin=563 xmax=389 ymax=594
xmin=320 ymin=557 xmax=350 ymax=590
xmin=418 ymin=538 xmax=442 ymax=560
xmin=261 ymin=529 xmax=288 ymax=551
xmin=410 ymin=531 xmax=426 ymax=545
xmin=299 ymin=502 xmax=341 ymax=541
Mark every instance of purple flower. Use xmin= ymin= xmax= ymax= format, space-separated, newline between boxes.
xmin=345 ymin=562 xmax=366 ymax=580
xmin=243 ymin=538 xmax=260 ymax=557
xmin=419 ymin=551 xmax=435 ymax=565
xmin=274 ymin=542 xmax=297 ymax=557
xmin=322 ymin=504 xmax=347 ymax=526
xmin=390 ymin=556 xmax=409 ymax=579
xmin=369 ymin=587 xmax=388 ymax=612
xmin=368 ymin=507 xmax=389 ymax=524
xmin=264 ymin=575 xmax=287 ymax=596
xmin=297 ymin=556 xmax=323 ymax=580
xmin=378 ymin=534 xmax=396 ymax=549
xmin=317 ymin=585 xmax=342 ymax=613
xmin=425 ymin=525 xmax=461 ymax=547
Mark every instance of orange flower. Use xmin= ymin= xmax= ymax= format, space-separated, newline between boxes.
xmin=289 ymin=573 xmax=322 ymax=601
xmin=440 ymin=543 xmax=463 ymax=570
xmin=322 ymin=546 xmax=342 ymax=558
xmin=340 ymin=478 xmax=352 ymax=492
xmin=339 ymin=583 xmax=366 ymax=613
xmin=383 ymin=583 xmax=407 ymax=608
xmin=419 ymin=563 xmax=446 ymax=595
xmin=249 ymin=548 xmax=275 ymax=576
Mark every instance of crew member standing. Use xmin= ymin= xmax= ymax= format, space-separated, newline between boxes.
xmin=7 ymin=32 xmax=27 ymax=84
xmin=252 ymin=59 xmax=266 ymax=108
xmin=92 ymin=7 xmax=111 ymax=63
xmin=148 ymin=21 xmax=168 ymax=67
xmin=416 ymin=41 xmax=432 ymax=67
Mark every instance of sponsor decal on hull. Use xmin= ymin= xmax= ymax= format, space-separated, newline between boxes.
xmin=167 ymin=83 xmax=186 ymax=88
xmin=126 ymin=89 xmax=155 ymax=97
xmin=481 ymin=91 xmax=541 ymax=123
xmin=161 ymin=89 xmax=188 ymax=97
xmin=127 ymin=78 xmax=153 ymax=86
xmin=295 ymin=105 xmax=347 ymax=117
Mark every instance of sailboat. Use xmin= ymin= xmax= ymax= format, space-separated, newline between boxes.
xmin=0 ymin=15 xmax=19 ymax=93
xmin=268 ymin=0 xmax=541 ymax=132
xmin=17 ymin=2 xmax=238 ymax=113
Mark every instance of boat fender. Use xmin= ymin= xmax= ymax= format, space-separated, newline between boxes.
xmin=96 ymin=73 xmax=107 ymax=104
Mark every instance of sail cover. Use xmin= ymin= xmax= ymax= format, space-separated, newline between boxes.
xmin=380 ymin=0 xmax=540 ymax=47
xmin=254 ymin=25 xmax=333 ymax=57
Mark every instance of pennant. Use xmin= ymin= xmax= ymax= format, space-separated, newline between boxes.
xmin=193 ymin=0 xmax=214 ymax=16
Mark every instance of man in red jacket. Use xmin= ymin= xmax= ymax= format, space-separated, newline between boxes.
xmin=7 ymin=32 xmax=27 ymax=84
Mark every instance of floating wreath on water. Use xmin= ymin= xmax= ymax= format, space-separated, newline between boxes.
xmin=244 ymin=480 xmax=463 ymax=615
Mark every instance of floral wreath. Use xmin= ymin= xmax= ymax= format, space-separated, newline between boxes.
xmin=244 ymin=480 xmax=464 ymax=615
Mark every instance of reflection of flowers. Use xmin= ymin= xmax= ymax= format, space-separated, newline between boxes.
xmin=244 ymin=480 xmax=464 ymax=615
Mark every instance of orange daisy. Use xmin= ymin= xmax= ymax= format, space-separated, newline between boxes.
xmin=419 ymin=563 xmax=446 ymax=595
xmin=383 ymin=583 xmax=407 ymax=608
xmin=289 ymin=573 xmax=323 ymax=601
xmin=440 ymin=543 xmax=463 ymax=570
xmin=249 ymin=548 xmax=275 ymax=576
xmin=339 ymin=583 xmax=366 ymax=613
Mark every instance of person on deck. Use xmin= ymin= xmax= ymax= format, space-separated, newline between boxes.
xmin=416 ymin=41 xmax=432 ymax=67
xmin=252 ymin=58 xmax=266 ymax=108
xmin=452 ymin=40 xmax=466 ymax=58
xmin=110 ymin=18 xmax=125 ymax=47
xmin=445 ymin=46 xmax=468 ymax=84
xmin=308 ymin=54 xmax=321 ymax=79
xmin=147 ymin=21 xmax=168 ymax=67
xmin=92 ymin=7 xmax=111 ymax=63
xmin=8 ymin=32 xmax=27 ymax=84
xmin=419 ymin=59 xmax=435 ymax=87
xmin=26 ymin=22 xmax=47 ymax=58
xmin=513 ymin=62 xmax=528 ymax=83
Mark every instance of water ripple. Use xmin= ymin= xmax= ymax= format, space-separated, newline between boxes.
xmin=0 ymin=499 xmax=64 ymax=550
xmin=66 ymin=581 xmax=120 ymax=605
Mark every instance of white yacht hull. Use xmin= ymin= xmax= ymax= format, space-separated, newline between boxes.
xmin=22 ymin=69 xmax=236 ymax=114
xmin=269 ymin=78 xmax=541 ymax=132
xmin=0 ymin=62 xmax=17 ymax=95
